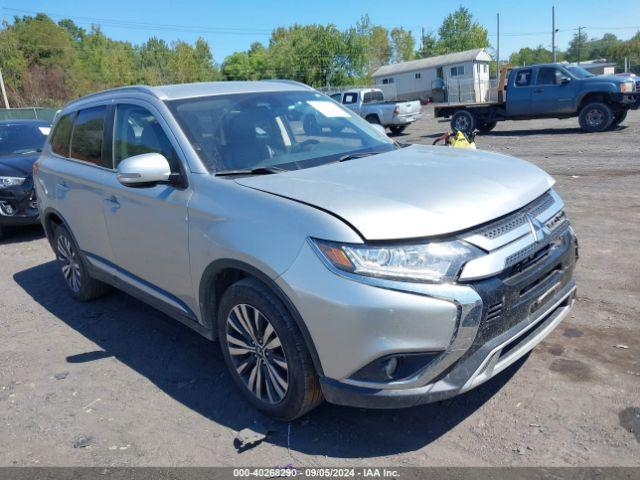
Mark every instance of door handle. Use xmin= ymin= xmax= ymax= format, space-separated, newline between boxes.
xmin=56 ymin=181 xmax=70 ymax=192
xmin=534 ymin=88 xmax=543 ymax=93
xmin=104 ymin=195 xmax=120 ymax=210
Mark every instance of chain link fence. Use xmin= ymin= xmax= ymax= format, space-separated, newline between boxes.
xmin=0 ymin=107 xmax=59 ymax=122
xmin=440 ymin=77 xmax=498 ymax=104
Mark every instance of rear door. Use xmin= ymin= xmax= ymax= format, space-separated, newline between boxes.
xmin=100 ymin=101 xmax=194 ymax=313
xmin=39 ymin=106 xmax=114 ymax=262
xmin=531 ymin=66 xmax=574 ymax=114
xmin=506 ymin=68 xmax=534 ymax=117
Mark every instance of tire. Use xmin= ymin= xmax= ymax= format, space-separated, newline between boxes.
xmin=302 ymin=115 xmax=320 ymax=135
xmin=217 ymin=278 xmax=323 ymax=421
xmin=578 ymin=102 xmax=613 ymax=132
xmin=477 ymin=121 xmax=497 ymax=133
xmin=53 ymin=225 xmax=109 ymax=302
xmin=389 ymin=125 xmax=406 ymax=135
xmin=450 ymin=110 xmax=476 ymax=134
xmin=609 ymin=109 xmax=628 ymax=129
xmin=365 ymin=115 xmax=381 ymax=125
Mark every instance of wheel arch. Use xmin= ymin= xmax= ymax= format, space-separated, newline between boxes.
xmin=42 ymin=207 xmax=74 ymax=248
xmin=578 ymin=92 xmax=610 ymax=111
xmin=198 ymin=258 xmax=325 ymax=376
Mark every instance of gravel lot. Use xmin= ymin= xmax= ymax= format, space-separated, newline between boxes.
xmin=1 ymin=108 xmax=639 ymax=467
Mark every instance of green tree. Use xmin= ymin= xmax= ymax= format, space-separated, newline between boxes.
xmin=509 ymin=45 xmax=554 ymax=66
xmin=137 ymin=38 xmax=173 ymax=84
xmin=437 ymin=6 xmax=489 ymax=53
xmin=566 ymin=30 xmax=590 ymax=62
xmin=222 ymin=51 xmax=252 ymax=80
xmin=416 ymin=31 xmax=438 ymax=58
xmin=390 ymin=27 xmax=415 ymax=62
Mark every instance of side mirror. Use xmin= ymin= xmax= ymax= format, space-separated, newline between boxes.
xmin=371 ymin=123 xmax=388 ymax=137
xmin=560 ymin=76 xmax=571 ymax=85
xmin=116 ymin=152 xmax=172 ymax=187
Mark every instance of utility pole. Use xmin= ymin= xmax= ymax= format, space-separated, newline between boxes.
xmin=577 ymin=26 xmax=585 ymax=64
xmin=552 ymin=6 xmax=557 ymax=62
xmin=496 ymin=13 xmax=500 ymax=76
xmin=0 ymin=68 xmax=9 ymax=109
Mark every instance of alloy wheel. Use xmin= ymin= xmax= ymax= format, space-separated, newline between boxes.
xmin=225 ymin=304 xmax=289 ymax=404
xmin=56 ymin=234 xmax=81 ymax=293
xmin=586 ymin=108 xmax=605 ymax=128
xmin=454 ymin=115 xmax=470 ymax=132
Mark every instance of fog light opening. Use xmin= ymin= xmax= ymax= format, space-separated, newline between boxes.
xmin=0 ymin=201 xmax=16 ymax=216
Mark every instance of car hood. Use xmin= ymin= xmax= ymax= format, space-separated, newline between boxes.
xmin=235 ymin=145 xmax=555 ymax=240
xmin=583 ymin=75 xmax=626 ymax=84
xmin=0 ymin=153 xmax=39 ymax=177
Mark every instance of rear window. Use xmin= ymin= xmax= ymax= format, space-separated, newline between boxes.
xmin=51 ymin=114 xmax=73 ymax=157
xmin=514 ymin=69 xmax=532 ymax=87
xmin=70 ymin=106 xmax=108 ymax=167
xmin=363 ymin=91 xmax=384 ymax=104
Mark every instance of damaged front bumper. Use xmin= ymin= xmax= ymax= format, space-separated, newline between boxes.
xmin=320 ymin=223 xmax=578 ymax=409
xmin=0 ymin=177 xmax=39 ymax=227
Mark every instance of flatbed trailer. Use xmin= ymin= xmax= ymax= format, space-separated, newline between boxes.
xmin=432 ymin=64 xmax=638 ymax=133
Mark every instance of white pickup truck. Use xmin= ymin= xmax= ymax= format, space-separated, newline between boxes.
xmin=328 ymin=88 xmax=421 ymax=134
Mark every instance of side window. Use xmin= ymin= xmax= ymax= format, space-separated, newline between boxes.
xmin=536 ymin=67 xmax=561 ymax=85
xmin=70 ymin=106 xmax=107 ymax=166
xmin=330 ymin=93 xmax=342 ymax=101
xmin=113 ymin=104 xmax=179 ymax=172
xmin=514 ymin=69 xmax=532 ymax=87
xmin=51 ymin=113 xmax=73 ymax=157
xmin=450 ymin=66 xmax=465 ymax=77
xmin=343 ymin=93 xmax=358 ymax=104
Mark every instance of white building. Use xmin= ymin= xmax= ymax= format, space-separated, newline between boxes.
xmin=372 ymin=48 xmax=493 ymax=103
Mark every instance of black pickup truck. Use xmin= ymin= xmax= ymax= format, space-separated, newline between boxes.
xmin=434 ymin=63 xmax=639 ymax=133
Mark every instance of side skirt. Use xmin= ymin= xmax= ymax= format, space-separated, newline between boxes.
xmin=83 ymin=252 xmax=214 ymax=341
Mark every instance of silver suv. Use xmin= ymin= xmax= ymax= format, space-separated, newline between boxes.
xmin=34 ymin=81 xmax=577 ymax=420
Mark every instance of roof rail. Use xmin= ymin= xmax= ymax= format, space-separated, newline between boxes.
xmin=66 ymin=85 xmax=159 ymax=107
xmin=258 ymin=79 xmax=314 ymax=90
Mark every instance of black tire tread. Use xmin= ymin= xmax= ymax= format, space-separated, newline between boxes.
xmin=578 ymin=102 xmax=613 ymax=132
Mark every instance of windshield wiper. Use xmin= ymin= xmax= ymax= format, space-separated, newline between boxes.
xmin=339 ymin=151 xmax=383 ymax=162
xmin=215 ymin=166 xmax=285 ymax=176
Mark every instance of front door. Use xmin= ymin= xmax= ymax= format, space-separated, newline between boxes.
xmin=101 ymin=102 xmax=194 ymax=314
xmin=531 ymin=66 xmax=574 ymax=115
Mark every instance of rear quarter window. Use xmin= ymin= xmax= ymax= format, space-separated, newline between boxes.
xmin=51 ymin=114 xmax=73 ymax=157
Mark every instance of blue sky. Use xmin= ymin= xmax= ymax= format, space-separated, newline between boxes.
xmin=4 ymin=0 xmax=640 ymax=62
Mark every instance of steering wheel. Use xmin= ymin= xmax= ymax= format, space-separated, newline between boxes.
xmin=293 ymin=139 xmax=319 ymax=153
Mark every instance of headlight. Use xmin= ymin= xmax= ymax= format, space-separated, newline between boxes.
xmin=0 ymin=176 xmax=26 ymax=189
xmin=311 ymin=238 xmax=482 ymax=283
xmin=621 ymin=82 xmax=634 ymax=93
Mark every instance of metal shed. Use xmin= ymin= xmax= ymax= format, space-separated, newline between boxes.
xmin=372 ymin=48 xmax=493 ymax=103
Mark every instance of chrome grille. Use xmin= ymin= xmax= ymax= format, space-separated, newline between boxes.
xmin=476 ymin=192 xmax=556 ymax=240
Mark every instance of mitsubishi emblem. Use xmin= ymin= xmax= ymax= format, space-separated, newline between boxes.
xmin=526 ymin=213 xmax=549 ymax=243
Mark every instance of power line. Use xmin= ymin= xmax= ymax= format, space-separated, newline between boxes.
xmin=2 ymin=7 xmax=273 ymax=35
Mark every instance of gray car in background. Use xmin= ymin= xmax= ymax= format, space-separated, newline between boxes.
xmin=34 ymin=81 xmax=577 ymax=420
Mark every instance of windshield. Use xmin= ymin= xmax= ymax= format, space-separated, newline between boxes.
xmin=0 ymin=124 xmax=50 ymax=157
xmin=166 ymin=90 xmax=396 ymax=173
xmin=567 ymin=66 xmax=595 ymax=79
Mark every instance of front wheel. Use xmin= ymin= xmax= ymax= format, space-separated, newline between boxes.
xmin=217 ymin=278 xmax=323 ymax=421
xmin=389 ymin=125 xmax=407 ymax=135
xmin=578 ymin=102 xmax=613 ymax=132
xmin=53 ymin=225 xmax=109 ymax=301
